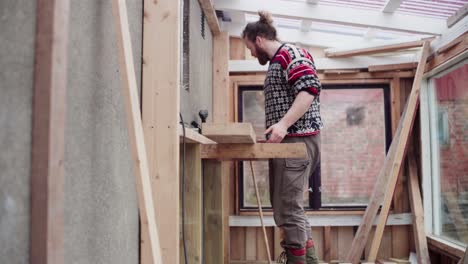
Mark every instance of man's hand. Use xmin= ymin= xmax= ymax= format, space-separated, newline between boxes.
xmin=264 ymin=121 xmax=288 ymax=143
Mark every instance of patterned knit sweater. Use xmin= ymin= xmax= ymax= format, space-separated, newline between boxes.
xmin=265 ymin=43 xmax=323 ymax=136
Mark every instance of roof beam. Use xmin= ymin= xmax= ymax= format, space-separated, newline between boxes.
xmin=214 ymin=0 xmax=446 ymax=35
xmin=198 ymin=0 xmax=221 ymax=35
xmin=447 ymin=2 xmax=468 ymax=28
xmin=325 ymin=38 xmax=427 ymax=58
xmin=229 ymin=54 xmax=418 ymax=72
xmin=226 ymin=22 xmax=366 ymax=48
xmin=382 ymin=0 xmax=403 ymax=13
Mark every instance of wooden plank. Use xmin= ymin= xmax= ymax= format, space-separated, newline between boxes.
xmin=211 ymin=30 xmax=231 ymax=264
xmin=229 ymin=213 xmax=413 ymax=227
xmin=437 ymin=33 xmax=467 ymax=55
xmin=202 ymin=123 xmax=256 ymax=143
xmin=388 ymin=257 xmax=410 ymax=263
xmin=312 ymin=227 xmax=324 ymax=260
xmin=369 ymin=62 xmax=418 ymax=72
xmin=179 ymin=124 xmax=217 ymax=144
xmin=274 ymin=227 xmax=283 ymax=258
xmin=391 ymin=226 xmax=409 ymax=259
xmin=425 ymin=33 xmax=467 ymax=73
xmin=366 ymin=41 xmax=431 ymax=263
xmin=246 ymin=227 xmax=257 ymax=260
xmin=249 ymin=161 xmax=272 ymax=262
xmin=345 ymin=41 xmax=431 ymax=264
xmin=330 ymin=227 xmax=339 ymax=261
xmin=231 ymin=227 xmax=246 ymax=260
xmin=324 ymin=226 xmax=332 ymax=262
xmin=204 ymin=160 xmax=226 ymax=262
xmin=197 ymin=0 xmax=221 ymax=35
xmin=325 ymin=40 xmax=424 ymax=58
xmin=30 ymin=0 xmax=69 ymax=263
xmin=141 ymin=0 xmax=181 ymax=262
xmin=337 ymin=227 xmax=354 ymax=260
xmin=407 ymin=155 xmax=430 ymax=264
xmin=112 ymin=1 xmax=163 ymax=263
xmin=201 ymin=143 xmax=307 ymax=160
xmin=230 ymin=37 xmax=246 ymax=60
xmin=181 ymin=144 xmax=203 ymax=263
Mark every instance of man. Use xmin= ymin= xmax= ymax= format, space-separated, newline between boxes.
xmin=242 ymin=11 xmax=323 ymax=264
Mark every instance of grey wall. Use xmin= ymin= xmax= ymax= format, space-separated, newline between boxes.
xmin=180 ymin=0 xmax=213 ymax=126
xmin=0 ymin=0 xmax=36 ymax=263
xmin=64 ymin=0 xmax=142 ymax=263
xmin=0 ymin=0 xmax=142 ymax=263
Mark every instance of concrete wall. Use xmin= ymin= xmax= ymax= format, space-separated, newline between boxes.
xmin=0 ymin=0 xmax=143 ymax=263
xmin=180 ymin=0 xmax=213 ymax=125
xmin=64 ymin=0 xmax=142 ymax=263
xmin=0 ymin=0 xmax=36 ymax=263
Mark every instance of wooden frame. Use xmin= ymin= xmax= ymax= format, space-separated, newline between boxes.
xmin=230 ymin=74 xmax=400 ymax=215
xmin=141 ymin=0 xmax=181 ymax=263
xmin=30 ymin=1 xmax=70 ymax=263
xmin=325 ymin=40 xmax=425 ymax=58
xmin=112 ymin=0 xmax=162 ymax=262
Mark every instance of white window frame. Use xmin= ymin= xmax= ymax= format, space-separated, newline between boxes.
xmin=420 ymin=50 xmax=468 ymax=246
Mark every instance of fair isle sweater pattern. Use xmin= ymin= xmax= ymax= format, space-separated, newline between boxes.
xmin=264 ymin=43 xmax=323 ymax=136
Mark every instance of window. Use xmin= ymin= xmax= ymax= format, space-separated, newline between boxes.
xmin=423 ymin=57 xmax=468 ymax=246
xmin=238 ymin=84 xmax=391 ymax=210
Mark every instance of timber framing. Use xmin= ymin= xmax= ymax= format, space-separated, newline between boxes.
xmin=141 ymin=0 xmax=181 ymax=263
xmin=325 ymin=39 xmax=425 ymax=58
xmin=197 ymin=0 xmax=221 ymax=35
xmin=201 ymin=143 xmax=308 ymax=160
xmin=112 ymin=0 xmax=163 ymax=262
xmin=346 ymin=42 xmax=431 ymax=263
xmin=30 ymin=0 xmax=70 ymax=263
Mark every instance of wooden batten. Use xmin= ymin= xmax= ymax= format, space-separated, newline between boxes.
xmin=30 ymin=0 xmax=70 ymax=263
xmin=201 ymin=143 xmax=308 ymax=160
xmin=368 ymin=62 xmax=418 ymax=72
xmin=325 ymin=40 xmax=424 ymax=58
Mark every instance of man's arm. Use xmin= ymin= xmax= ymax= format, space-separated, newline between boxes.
xmin=265 ymin=91 xmax=315 ymax=143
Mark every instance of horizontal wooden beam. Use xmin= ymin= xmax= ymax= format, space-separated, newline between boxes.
xmin=229 ymin=213 xmax=412 ymax=227
xmin=368 ymin=62 xmax=418 ymax=72
xmin=202 ymin=123 xmax=256 ymax=143
xmin=179 ymin=125 xmax=216 ymax=144
xmin=229 ymin=55 xmax=418 ymax=72
xmin=201 ymin=143 xmax=307 ymax=160
xmin=325 ymin=40 xmax=424 ymax=58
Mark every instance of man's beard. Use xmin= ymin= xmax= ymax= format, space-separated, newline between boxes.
xmin=255 ymin=45 xmax=270 ymax=65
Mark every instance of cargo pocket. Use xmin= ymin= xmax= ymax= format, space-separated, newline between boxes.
xmin=282 ymin=159 xmax=310 ymax=194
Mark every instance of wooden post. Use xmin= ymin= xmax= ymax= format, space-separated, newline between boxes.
xmin=30 ymin=0 xmax=69 ymax=263
xmin=112 ymin=0 xmax=163 ymax=262
xmin=408 ymin=154 xmax=430 ymax=264
xmin=182 ymin=144 xmax=203 ymax=263
xmin=345 ymin=42 xmax=431 ymax=264
xmin=204 ymin=30 xmax=230 ymax=264
xmin=142 ymin=0 xmax=181 ymax=262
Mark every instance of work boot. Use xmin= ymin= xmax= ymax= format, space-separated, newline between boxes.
xmin=306 ymin=240 xmax=319 ymax=264
xmin=277 ymin=247 xmax=306 ymax=264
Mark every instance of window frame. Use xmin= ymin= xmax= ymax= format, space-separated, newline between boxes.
xmin=420 ymin=50 xmax=468 ymax=246
xmin=237 ymin=83 xmax=392 ymax=212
